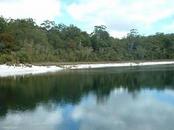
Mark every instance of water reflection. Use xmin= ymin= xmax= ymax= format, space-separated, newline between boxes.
xmin=69 ymin=89 xmax=174 ymax=130
xmin=0 ymin=66 xmax=174 ymax=130
xmin=0 ymin=104 xmax=63 ymax=130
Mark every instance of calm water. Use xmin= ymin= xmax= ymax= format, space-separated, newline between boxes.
xmin=0 ymin=65 xmax=174 ymax=130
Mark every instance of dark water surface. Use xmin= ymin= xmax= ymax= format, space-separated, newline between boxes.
xmin=0 ymin=65 xmax=174 ymax=130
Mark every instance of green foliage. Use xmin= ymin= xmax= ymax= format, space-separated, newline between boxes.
xmin=0 ymin=54 xmax=14 ymax=64
xmin=16 ymin=51 xmax=31 ymax=63
xmin=0 ymin=17 xmax=7 ymax=33
xmin=0 ymin=17 xmax=174 ymax=63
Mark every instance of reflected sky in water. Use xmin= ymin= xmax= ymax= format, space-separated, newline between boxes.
xmin=0 ymin=89 xmax=174 ymax=130
xmin=0 ymin=66 xmax=174 ymax=130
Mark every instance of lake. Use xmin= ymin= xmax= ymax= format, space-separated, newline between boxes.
xmin=0 ymin=65 xmax=174 ymax=130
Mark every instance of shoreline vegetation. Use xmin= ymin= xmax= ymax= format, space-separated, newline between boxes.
xmin=1 ymin=60 xmax=174 ymax=77
xmin=1 ymin=17 xmax=174 ymax=64
xmin=1 ymin=17 xmax=174 ymax=77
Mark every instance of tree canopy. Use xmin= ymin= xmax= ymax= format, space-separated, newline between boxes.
xmin=0 ymin=17 xmax=174 ymax=63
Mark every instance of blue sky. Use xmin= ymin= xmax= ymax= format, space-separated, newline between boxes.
xmin=0 ymin=0 xmax=174 ymax=38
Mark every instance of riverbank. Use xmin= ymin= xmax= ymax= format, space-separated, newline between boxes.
xmin=0 ymin=64 xmax=63 ymax=77
xmin=1 ymin=61 xmax=174 ymax=77
xmin=63 ymin=61 xmax=174 ymax=69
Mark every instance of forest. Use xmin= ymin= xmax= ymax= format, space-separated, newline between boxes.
xmin=0 ymin=16 xmax=174 ymax=63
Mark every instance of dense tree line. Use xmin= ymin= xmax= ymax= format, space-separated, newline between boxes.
xmin=0 ymin=17 xmax=174 ymax=63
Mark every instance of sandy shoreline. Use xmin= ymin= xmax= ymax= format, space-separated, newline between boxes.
xmin=1 ymin=61 xmax=174 ymax=77
xmin=0 ymin=64 xmax=63 ymax=77
xmin=63 ymin=61 xmax=174 ymax=69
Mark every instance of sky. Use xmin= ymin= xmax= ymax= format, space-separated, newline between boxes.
xmin=0 ymin=0 xmax=174 ymax=38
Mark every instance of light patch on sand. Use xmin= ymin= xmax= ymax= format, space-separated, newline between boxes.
xmin=63 ymin=61 xmax=174 ymax=69
xmin=0 ymin=64 xmax=63 ymax=77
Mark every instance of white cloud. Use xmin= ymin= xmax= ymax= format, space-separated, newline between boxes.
xmin=0 ymin=0 xmax=61 ymax=24
xmin=67 ymin=0 xmax=174 ymax=38
xmin=110 ymin=30 xmax=128 ymax=39
xmin=70 ymin=89 xmax=174 ymax=130
xmin=0 ymin=105 xmax=63 ymax=130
